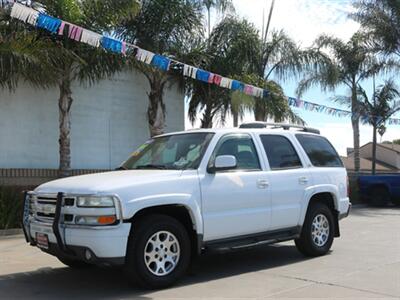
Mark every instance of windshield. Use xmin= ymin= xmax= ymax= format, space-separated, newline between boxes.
xmin=121 ymin=133 xmax=214 ymax=170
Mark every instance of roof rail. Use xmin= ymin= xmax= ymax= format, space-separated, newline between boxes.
xmin=239 ymin=122 xmax=320 ymax=134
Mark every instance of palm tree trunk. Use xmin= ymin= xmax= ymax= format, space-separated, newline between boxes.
xmin=201 ymin=103 xmax=214 ymax=128
xmin=351 ymin=83 xmax=361 ymax=174
xmin=233 ymin=111 xmax=239 ymax=127
xmin=148 ymin=76 xmax=166 ymax=137
xmin=58 ymin=77 xmax=73 ymax=178
xmin=372 ymin=123 xmax=377 ymax=175
xmin=254 ymin=99 xmax=266 ymax=121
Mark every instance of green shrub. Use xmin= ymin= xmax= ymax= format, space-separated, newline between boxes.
xmin=0 ymin=186 xmax=34 ymax=230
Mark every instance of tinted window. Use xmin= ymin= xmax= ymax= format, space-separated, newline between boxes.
xmin=260 ymin=135 xmax=302 ymax=170
xmin=296 ymin=134 xmax=343 ymax=167
xmin=211 ymin=134 xmax=261 ymax=170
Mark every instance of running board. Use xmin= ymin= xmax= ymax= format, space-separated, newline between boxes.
xmin=204 ymin=227 xmax=301 ymax=253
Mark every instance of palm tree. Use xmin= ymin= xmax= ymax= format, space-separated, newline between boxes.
xmin=252 ymin=28 xmax=312 ymax=123
xmin=353 ymin=0 xmax=400 ymax=58
xmin=3 ymin=0 xmax=139 ymax=177
xmin=188 ymin=15 xmax=306 ymax=128
xmin=297 ymin=33 xmax=392 ymax=173
xmin=357 ymin=80 xmax=400 ymax=174
xmin=120 ymin=0 xmax=204 ymax=137
xmin=200 ymin=0 xmax=234 ymax=39
xmin=188 ymin=17 xmax=261 ymax=128
xmin=0 ymin=6 xmax=54 ymax=91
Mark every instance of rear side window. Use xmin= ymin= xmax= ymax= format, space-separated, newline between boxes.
xmin=260 ymin=135 xmax=302 ymax=170
xmin=296 ymin=134 xmax=343 ymax=167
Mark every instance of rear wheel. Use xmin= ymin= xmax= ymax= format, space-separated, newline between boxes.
xmin=369 ymin=186 xmax=390 ymax=207
xmin=295 ymin=203 xmax=334 ymax=257
xmin=391 ymin=197 xmax=400 ymax=206
xmin=124 ymin=214 xmax=191 ymax=289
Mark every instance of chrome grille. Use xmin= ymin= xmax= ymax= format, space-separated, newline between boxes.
xmin=30 ymin=194 xmax=58 ymax=223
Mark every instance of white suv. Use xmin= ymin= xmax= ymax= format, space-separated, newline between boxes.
xmin=23 ymin=123 xmax=351 ymax=288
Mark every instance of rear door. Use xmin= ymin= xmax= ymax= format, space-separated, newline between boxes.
xmin=258 ymin=134 xmax=312 ymax=230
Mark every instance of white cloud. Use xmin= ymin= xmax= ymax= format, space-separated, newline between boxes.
xmin=230 ymin=0 xmax=359 ymax=46
xmin=319 ymin=122 xmax=399 ymax=156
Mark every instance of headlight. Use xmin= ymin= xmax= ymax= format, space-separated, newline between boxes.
xmin=77 ymin=196 xmax=115 ymax=208
xmin=75 ymin=215 xmax=117 ymax=226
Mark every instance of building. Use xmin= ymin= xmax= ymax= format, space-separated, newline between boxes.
xmin=0 ymin=70 xmax=184 ymax=185
xmin=343 ymin=142 xmax=400 ymax=174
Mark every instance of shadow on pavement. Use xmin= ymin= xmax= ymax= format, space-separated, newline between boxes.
xmin=0 ymin=243 xmax=308 ymax=299
xmin=350 ymin=205 xmax=400 ymax=217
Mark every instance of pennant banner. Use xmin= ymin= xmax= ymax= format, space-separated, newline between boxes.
xmin=5 ymin=2 xmax=400 ymax=125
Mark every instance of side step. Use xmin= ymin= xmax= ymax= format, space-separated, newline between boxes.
xmin=204 ymin=227 xmax=301 ymax=253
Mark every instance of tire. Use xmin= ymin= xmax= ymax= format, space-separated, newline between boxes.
xmin=295 ymin=203 xmax=334 ymax=257
xmin=57 ymin=256 xmax=93 ymax=268
xmin=124 ymin=214 xmax=191 ymax=289
xmin=391 ymin=197 xmax=400 ymax=206
xmin=369 ymin=186 xmax=390 ymax=207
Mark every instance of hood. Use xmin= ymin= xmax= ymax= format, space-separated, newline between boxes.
xmin=35 ymin=170 xmax=183 ymax=194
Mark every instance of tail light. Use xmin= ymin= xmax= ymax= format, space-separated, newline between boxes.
xmin=347 ymin=176 xmax=350 ymax=198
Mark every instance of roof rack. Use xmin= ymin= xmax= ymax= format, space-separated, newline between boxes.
xmin=239 ymin=122 xmax=320 ymax=134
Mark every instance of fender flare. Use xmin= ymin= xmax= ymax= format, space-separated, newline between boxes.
xmin=123 ymin=193 xmax=203 ymax=235
xmin=299 ymin=184 xmax=340 ymax=225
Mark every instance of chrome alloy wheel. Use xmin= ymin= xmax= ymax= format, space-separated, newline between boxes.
xmin=311 ymin=214 xmax=330 ymax=247
xmin=144 ymin=231 xmax=180 ymax=276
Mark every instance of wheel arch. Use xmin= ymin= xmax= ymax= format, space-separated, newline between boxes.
xmin=126 ymin=204 xmax=202 ymax=256
xmin=301 ymin=191 xmax=340 ymax=237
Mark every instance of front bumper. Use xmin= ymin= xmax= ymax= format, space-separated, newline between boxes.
xmin=23 ymin=192 xmax=131 ymax=265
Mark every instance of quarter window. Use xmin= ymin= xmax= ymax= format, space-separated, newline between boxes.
xmin=210 ymin=134 xmax=261 ymax=171
xmin=260 ymin=135 xmax=302 ymax=170
xmin=296 ymin=134 xmax=343 ymax=167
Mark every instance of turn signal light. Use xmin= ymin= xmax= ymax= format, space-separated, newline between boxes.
xmin=97 ymin=215 xmax=117 ymax=225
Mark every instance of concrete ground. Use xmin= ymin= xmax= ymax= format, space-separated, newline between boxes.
xmin=0 ymin=206 xmax=399 ymax=299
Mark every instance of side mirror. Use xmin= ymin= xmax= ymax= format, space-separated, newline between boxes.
xmin=209 ymin=155 xmax=237 ymax=173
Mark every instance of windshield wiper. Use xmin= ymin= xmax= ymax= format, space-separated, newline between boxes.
xmin=134 ymin=164 xmax=168 ymax=170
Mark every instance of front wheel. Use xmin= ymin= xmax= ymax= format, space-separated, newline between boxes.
xmin=124 ymin=214 xmax=191 ymax=289
xmin=295 ymin=203 xmax=334 ymax=257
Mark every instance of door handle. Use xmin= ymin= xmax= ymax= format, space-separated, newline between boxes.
xmin=299 ymin=177 xmax=309 ymax=185
xmin=257 ymin=179 xmax=269 ymax=189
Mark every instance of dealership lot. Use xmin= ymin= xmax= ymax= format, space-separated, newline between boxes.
xmin=0 ymin=206 xmax=399 ymax=299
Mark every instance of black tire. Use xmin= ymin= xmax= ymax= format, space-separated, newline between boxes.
xmin=369 ymin=186 xmax=390 ymax=207
xmin=295 ymin=203 xmax=335 ymax=257
xmin=57 ymin=256 xmax=93 ymax=268
xmin=391 ymin=197 xmax=400 ymax=206
xmin=124 ymin=214 xmax=191 ymax=289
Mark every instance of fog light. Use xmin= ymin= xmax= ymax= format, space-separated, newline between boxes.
xmin=85 ymin=249 xmax=92 ymax=261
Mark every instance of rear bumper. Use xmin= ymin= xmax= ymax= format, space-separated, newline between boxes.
xmin=339 ymin=201 xmax=351 ymax=220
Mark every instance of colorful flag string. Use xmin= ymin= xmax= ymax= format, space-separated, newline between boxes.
xmin=5 ymin=2 xmax=400 ymax=125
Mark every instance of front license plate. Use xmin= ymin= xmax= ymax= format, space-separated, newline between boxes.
xmin=36 ymin=233 xmax=49 ymax=249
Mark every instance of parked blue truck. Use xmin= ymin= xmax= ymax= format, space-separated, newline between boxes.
xmin=359 ymin=174 xmax=400 ymax=206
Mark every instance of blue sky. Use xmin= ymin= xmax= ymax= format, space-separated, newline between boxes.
xmin=186 ymin=0 xmax=400 ymax=155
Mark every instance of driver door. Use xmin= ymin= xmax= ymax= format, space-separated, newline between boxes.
xmin=200 ymin=133 xmax=271 ymax=241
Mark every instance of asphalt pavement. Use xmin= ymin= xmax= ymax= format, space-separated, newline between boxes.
xmin=0 ymin=206 xmax=399 ymax=299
